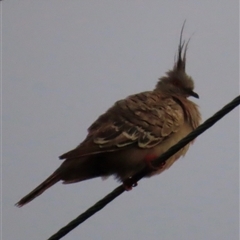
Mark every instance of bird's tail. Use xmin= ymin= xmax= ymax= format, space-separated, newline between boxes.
xmin=15 ymin=172 xmax=60 ymax=207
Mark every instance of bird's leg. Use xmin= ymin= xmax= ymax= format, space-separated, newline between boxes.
xmin=123 ymin=155 xmax=166 ymax=190
xmin=144 ymin=154 xmax=165 ymax=171
xmin=123 ymin=178 xmax=138 ymax=191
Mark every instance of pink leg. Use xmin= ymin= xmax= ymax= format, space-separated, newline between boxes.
xmin=123 ymin=178 xmax=138 ymax=191
xmin=122 ymin=155 xmax=165 ymax=191
xmin=144 ymin=154 xmax=165 ymax=171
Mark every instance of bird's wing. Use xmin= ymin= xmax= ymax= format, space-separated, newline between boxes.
xmin=59 ymin=91 xmax=185 ymax=159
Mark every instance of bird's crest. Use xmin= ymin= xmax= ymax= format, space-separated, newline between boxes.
xmin=174 ymin=20 xmax=191 ymax=72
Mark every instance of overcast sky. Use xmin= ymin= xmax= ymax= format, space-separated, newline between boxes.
xmin=3 ymin=1 xmax=239 ymax=240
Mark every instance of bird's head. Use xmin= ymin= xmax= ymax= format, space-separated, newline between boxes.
xmin=155 ymin=22 xmax=199 ymax=99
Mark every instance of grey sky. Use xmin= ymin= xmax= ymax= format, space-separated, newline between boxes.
xmin=3 ymin=1 xmax=239 ymax=240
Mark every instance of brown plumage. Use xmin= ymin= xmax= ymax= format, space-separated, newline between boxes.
xmin=16 ymin=23 xmax=201 ymax=207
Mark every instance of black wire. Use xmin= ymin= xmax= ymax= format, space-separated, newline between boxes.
xmin=47 ymin=95 xmax=240 ymax=240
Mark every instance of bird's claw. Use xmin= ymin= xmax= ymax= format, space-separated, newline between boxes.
xmin=123 ymin=178 xmax=138 ymax=191
xmin=144 ymin=154 xmax=162 ymax=171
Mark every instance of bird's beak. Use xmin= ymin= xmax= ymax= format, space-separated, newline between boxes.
xmin=189 ymin=90 xmax=199 ymax=99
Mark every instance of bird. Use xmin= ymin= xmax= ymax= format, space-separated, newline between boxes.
xmin=16 ymin=23 xmax=201 ymax=207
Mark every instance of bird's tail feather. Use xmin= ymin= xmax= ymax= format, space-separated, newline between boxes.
xmin=15 ymin=172 xmax=60 ymax=207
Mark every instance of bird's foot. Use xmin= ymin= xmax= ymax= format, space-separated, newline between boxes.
xmin=144 ymin=154 xmax=165 ymax=171
xmin=123 ymin=178 xmax=138 ymax=191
